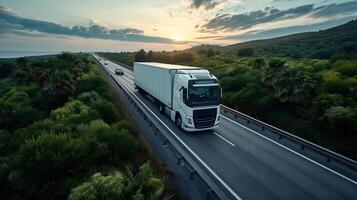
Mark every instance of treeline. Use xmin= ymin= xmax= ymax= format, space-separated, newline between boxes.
xmin=97 ymin=52 xmax=134 ymax=66
xmin=134 ymin=49 xmax=194 ymax=64
xmin=0 ymin=53 xmax=173 ymax=200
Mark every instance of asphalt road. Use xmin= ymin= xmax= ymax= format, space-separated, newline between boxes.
xmin=94 ymin=55 xmax=357 ymax=200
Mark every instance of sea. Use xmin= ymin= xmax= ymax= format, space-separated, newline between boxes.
xmin=0 ymin=51 xmax=61 ymax=58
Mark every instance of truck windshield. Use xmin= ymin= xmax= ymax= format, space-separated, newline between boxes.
xmin=188 ymin=85 xmax=220 ymax=107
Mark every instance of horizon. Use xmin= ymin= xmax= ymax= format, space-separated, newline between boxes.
xmin=1 ymin=0 xmax=357 ymax=52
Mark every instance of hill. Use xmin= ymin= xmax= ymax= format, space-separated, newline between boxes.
xmin=192 ymin=20 xmax=357 ymax=59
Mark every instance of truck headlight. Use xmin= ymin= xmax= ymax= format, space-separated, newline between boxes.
xmin=187 ymin=117 xmax=193 ymax=125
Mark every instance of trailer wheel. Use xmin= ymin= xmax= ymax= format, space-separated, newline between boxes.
xmin=175 ymin=114 xmax=182 ymax=130
xmin=158 ymin=103 xmax=165 ymax=114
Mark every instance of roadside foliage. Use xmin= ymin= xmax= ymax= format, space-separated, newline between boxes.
xmin=0 ymin=53 xmax=173 ymax=200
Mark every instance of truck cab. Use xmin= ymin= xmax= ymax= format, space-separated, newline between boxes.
xmin=171 ymin=69 xmax=221 ymax=131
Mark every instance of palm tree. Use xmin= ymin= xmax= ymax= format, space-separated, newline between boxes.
xmin=272 ymin=67 xmax=316 ymax=105
xmin=44 ymin=69 xmax=75 ymax=108
xmin=262 ymin=58 xmax=286 ymax=86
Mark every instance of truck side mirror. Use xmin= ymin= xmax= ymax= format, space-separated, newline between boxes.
xmin=183 ymin=88 xmax=187 ymax=102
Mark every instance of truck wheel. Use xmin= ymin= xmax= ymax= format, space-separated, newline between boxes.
xmin=175 ymin=114 xmax=182 ymax=130
xmin=138 ymin=88 xmax=144 ymax=96
xmin=158 ymin=104 xmax=164 ymax=114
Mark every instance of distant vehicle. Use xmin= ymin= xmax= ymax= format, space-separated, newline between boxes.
xmin=134 ymin=62 xmax=221 ymax=132
xmin=115 ymin=68 xmax=124 ymax=75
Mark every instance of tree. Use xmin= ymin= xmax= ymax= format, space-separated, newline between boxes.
xmin=14 ymin=57 xmax=32 ymax=84
xmin=262 ymin=58 xmax=286 ymax=86
xmin=251 ymin=57 xmax=266 ymax=69
xmin=43 ymin=69 xmax=75 ymax=108
xmin=198 ymin=49 xmax=207 ymax=55
xmin=170 ymin=52 xmax=194 ymax=63
xmin=272 ymin=67 xmax=316 ymax=105
xmin=134 ymin=49 xmax=147 ymax=62
xmin=146 ymin=50 xmax=154 ymax=61
xmin=0 ymin=61 xmax=15 ymax=78
xmin=237 ymin=48 xmax=254 ymax=57
xmin=206 ymin=48 xmax=215 ymax=57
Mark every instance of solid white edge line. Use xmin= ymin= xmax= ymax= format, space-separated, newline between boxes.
xmin=214 ymin=132 xmax=236 ymax=147
xmin=221 ymin=115 xmax=357 ymax=185
xmin=96 ymin=55 xmax=243 ymax=200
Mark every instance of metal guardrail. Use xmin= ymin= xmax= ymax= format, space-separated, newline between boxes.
xmin=220 ymin=104 xmax=357 ymax=177
xmin=97 ymin=55 xmax=357 ymax=182
xmin=95 ymin=57 xmax=241 ymax=200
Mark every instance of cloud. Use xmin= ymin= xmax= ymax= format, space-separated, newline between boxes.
xmin=0 ymin=6 xmax=178 ymax=44
xmin=200 ymin=1 xmax=357 ymax=32
xmin=189 ymin=0 xmax=222 ymax=10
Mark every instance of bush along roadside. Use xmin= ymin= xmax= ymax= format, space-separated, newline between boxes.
xmin=0 ymin=53 xmax=174 ymax=200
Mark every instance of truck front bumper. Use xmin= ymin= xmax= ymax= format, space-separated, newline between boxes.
xmin=182 ymin=123 xmax=219 ymax=132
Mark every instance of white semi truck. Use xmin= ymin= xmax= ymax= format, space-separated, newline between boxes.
xmin=134 ymin=62 xmax=221 ymax=131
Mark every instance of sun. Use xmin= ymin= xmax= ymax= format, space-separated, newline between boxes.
xmin=173 ymin=35 xmax=184 ymax=42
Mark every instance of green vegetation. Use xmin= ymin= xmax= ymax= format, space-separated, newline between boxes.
xmin=97 ymin=20 xmax=357 ymax=159
xmin=203 ymin=20 xmax=357 ymax=60
xmin=0 ymin=53 xmax=172 ymax=199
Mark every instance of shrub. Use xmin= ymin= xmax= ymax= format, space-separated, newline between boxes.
xmin=324 ymin=106 xmax=357 ymax=134
xmin=75 ymin=72 xmax=108 ymax=98
xmin=50 ymin=100 xmax=88 ymax=121
xmin=0 ymin=130 xmax=9 ymax=155
xmin=333 ymin=60 xmax=357 ymax=77
xmin=322 ymin=71 xmax=341 ymax=81
xmin=322 ymin=79 xmax=350 ymax=95
xmin=312 ymin=93 xmax=344 ymax=121
xmin=69 ymin=172 xmax=125 ymax=200
xmin=91 ymin=128 xmax=138 ymax=162
xmin=93 ymin=99 xmax=119 ymax=124
xmin=78 ymin=120 xmax=138 ymax=163
xmin=220 ymin=75 xmax=248 ymax=92
xmin=77 ymin=91 xmax=101 ymax=105
xmin=9 ymin=132 xmax=89 ymax=198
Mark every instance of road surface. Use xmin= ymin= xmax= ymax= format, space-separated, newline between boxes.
xmin=95 ymin=55 xmax=357 ymax=200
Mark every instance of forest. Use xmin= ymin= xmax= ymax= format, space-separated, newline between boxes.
xmin=0 ymin=53 xmax=173 ymax=200
xmin=97 ymin=21 xmax=357 ymax=160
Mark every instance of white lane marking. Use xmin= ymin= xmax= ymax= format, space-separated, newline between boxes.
xmin=221 ymin=115 xmax=357 ymax=185
xmin=214 ymin=131 xmax=236 ymax=147
xmin=108 ymin=71 xmax=242 ymax=200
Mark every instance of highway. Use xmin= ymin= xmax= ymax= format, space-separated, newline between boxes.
xmin=94 ymin=55 xmax=357 ymax=200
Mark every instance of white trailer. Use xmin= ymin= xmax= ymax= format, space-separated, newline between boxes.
xmin=134 ymin=62 xmax=221 ymax=131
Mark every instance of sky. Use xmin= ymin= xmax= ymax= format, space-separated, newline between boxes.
xmin=1 ymin=0 xmax=357 ymax=52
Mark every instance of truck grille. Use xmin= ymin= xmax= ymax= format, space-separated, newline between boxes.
xmin=193 ymin=108 xmax=217 ymax=129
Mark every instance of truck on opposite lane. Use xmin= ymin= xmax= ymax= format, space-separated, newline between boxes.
xmin=134 ymin=62 xmax=221 ymax=132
